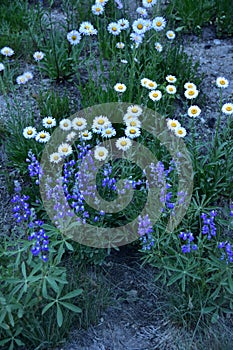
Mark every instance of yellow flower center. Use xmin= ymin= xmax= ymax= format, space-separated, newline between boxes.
xmin=62 ymin=147 xmax=68 ymax=152
xmin=171 ymin=122 xmax=177 ymax=127
xmin=54 ymin=155 xmax=59 ymax=160
xmin=153 ymin=93 xmax=158 ymax=97
xmin=188 ymin=90 xmax=195 ymax=96
xmin=156 ymin=21 xmax=162 ymax=27
xmin=98 ymin=119 xmax=104 ymax=125
xmin=120 ymin=140 xmax=127 ymax=146
xmin=112 ymin=27 xmax=117 ymax=31
xmin=83 ymin=132 xmax=88 ymax=137
xmin=169 ymin=33 xmax=173 ymax=37
xmin=99 ymin=151 xmax=104 ymax=156
xmin=106 ymin=130 xmax=111 ymax=134
xmin=77 ymin=121 xmax=83 ymax=126
xmin=27 ymin=130 xmax=33 ymax=135
xmin=148 ymin=82 xmax=155 ymax=87
xmin=169 ymin=77 xmax=174 ymax=81
xmin=132 ymin=107 xmax=138 ymax=113
xmin=40 ymin=133 xmax=45 ymax=138
xmin=148 ymin=0 xmax=152 ymax=2
xmin=226 ymin=106 xmax=232 ymax=111
xmin=47 ymin=120 xmax=52 ymax=124
xmin=178 ymin=130 xmax=183 ymax=135
xmin=187 ymin=84 xmax=193 ymax=88
xmin=169 ymin=87 xmax=174 ymax=92
xmin=137 ymin=24 xmax=143 ymax=30
xmin=96 ymin=7 xmax=101 ymax=12
xmin=63 ymin=123 xmax=68 ymax=127
xmin=72 ymin=35 xmax=77 ymax=41
xmin=130 ymin=129 xmax=136 ymax=134
xmin=118 ymin=85 xmax=123 ymax=90
xmin=85 ymin=25 xmax=90 ymax=29
xmin=220 ymin=80 xmax=226 ymax=85
xmin=130 ymin=121 xmax=137 ymax=126
xmin=191 ymin=108 xmax=197 ymax=114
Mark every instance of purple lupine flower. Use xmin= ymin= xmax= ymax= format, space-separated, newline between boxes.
xmin=179 ymin=232 xmax=198 ymax=254
xmin=201 ymin=211 xmax=217 ymax=240
xmin=11 ymin=181 xmax=31 ymax=223
xmin=102 ymin=163 xmax=117 ymax=191
xmin=114 ymin=0 xmax=123 ymax=9
xmin=138 ymin=214 xmax=155 ymax=250
xmin=26 ymin=150 xmax=43 ymax=185
xmin=218 ymin=241 xmax=233 ymax=263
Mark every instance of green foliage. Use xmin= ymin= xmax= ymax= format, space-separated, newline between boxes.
xmin=0 ymin=229 xmax=83 ymax=350
xmin=36 ymin=90 xmax=71 ymax=120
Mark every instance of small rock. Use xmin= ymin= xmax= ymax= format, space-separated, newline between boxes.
xmin=213 ymin=39 xmax=221 ymax=45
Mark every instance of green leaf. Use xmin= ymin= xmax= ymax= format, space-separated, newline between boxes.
xmin=21 ymin=262 xmax=26 ymax=279
xmin=42 ymin=301 xmax=55 ymax=315
xmin=60 ymin=302 xmax=82 ymax=313
xmin=46 ymin=277 xmax=59 ymax=293
xmin=57 ymin=303 xmax=63 ymax=327
xmin=59 ymin=289 xmax=83 ymax=301
xmin=202 ymin=306 xmax=216 ymax=314
xmin=65 ymin=241 xmax=74 ymax=251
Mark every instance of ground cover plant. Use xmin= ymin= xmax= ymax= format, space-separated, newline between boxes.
xmin=0 ymin=0 xmax=232 ymax=349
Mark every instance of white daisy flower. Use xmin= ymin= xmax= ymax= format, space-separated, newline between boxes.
xmin=66 ymin=131 xmax=77 ymax=142
xmin=184 ymin=82 xmax=197 ymax=90
xmin=127 ymin=105 xmax=143 ymax=117
xmin=96 ymin=0 xmax=109 ymax=5
xmin=154 ymin=42 xmax=163 ymax=52
xmin=35 ymin=130 xmax=51 ymax=143
xmin=184 ymin=88 xmax=199 ymax=99
xmin=132 ymin=19 xmax=148 ymax=35
xmin=79 ymin=22 xmax=97 ymax=36
xmin=114 ymin=83 xmax=127 ymax=92
xmin=146 ymin=80 xmax=158 ymax=90
xmin=80 ymin=130 xmax=92 ymax=140
xmin=23 ymin=71 xmax=33 ymax=81
xmin=152 ymin=17 xmax=166 ymax=31
xmin=130 ymin=32 xmax=144 ymax=45
xmin=58 ymin=143 xmax=73 ymax=156
xmin=125 ymin=117 xmax=141 ymax=128
xmin=1 ymin=46 xmax=14 ymax=57
xmin=72 ymin=117 xmax=87 ymax=131
xmin=222 ymin=103 xmax=233 ymax=115
xmin=91 ymin=4 xmax=105 ymax=15
xmin=187 ymin=105 xmax=201 ymax=118
xmin=121 ymin=59 xmax=128 ymax=64
xmin=0 ymin=63 xmax=5 ymax=71
xmin=116 ymin=137 xmax=132 ymax=151
xmin=101 ymin=127 xmax=116 ymax=138
xmin=166 ymin=30 xmax=176 ymax=40
xmin=93 ymin=116 xmax=111 ymax=129
xmin=50 ymin=152 xmax=62 ymax=164
xmin=123 ymin=113 xmax=135 ymax=123
xmin=23 ymin=126 xmax=37 ymax=139
xmin=59 ymin=119 xmax=72 ymax=131
xmin=107 ymin=22 xmax=121 ymax=35
xmin=16 ymin=75 xmax=28 ymax=84
xmin=149 ymin=90 xmax=162 ymax=101
xmin=125 ymin=126 xmax=141 ymax=139
xmin=94 ymin=146 xmax=108 ymax=161
xmin=142 ymin=0 xmax=157 ymax=8
xmin=42 ymin=116 xmax=56 ymax=128
xmin=166 ymin=75 xmax=177 ymax=83
xmin=118 ymin=18 xmax=130 ymax=30
xmin=33 ymin=51 xmax=45 ymax=61
xmin=116 ymin=42 xmax=125 ymax=49
xmin=141 ymin=78 xmax=150 ymax=87
xmin=136 ymin=7 xmax=148 ymax=17
xmin=166 ymin=85 xmax=177 ymax=94
xmin=167 ymin=119 xmax=181 ymax=131
xmin=216 ymin=77 xmax=229 ymax=88
xmin=144 ymin=19 xmax=152 ymax=31
xmin=67 ymin=30 xmax=81 ymax=45
xmin=175 ymin=126 xmax=187 ymax=138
